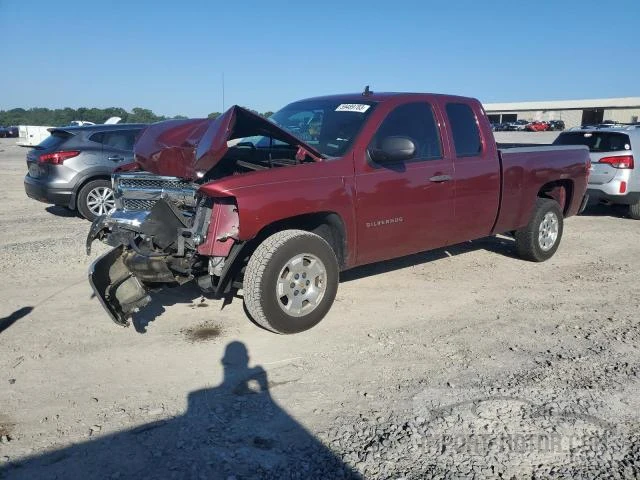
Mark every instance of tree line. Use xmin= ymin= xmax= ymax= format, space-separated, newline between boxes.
xmin=0 ymin=107 xmax=274 ymax=126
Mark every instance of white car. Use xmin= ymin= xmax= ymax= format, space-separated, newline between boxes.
xmin=554 ymin=126 xmax=640 ymax=219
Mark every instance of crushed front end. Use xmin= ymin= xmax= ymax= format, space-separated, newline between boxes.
xmin=85 ymin=105 xmax=321 ymax=327
xmin=86 ymin=172 xmax=236 ymax=326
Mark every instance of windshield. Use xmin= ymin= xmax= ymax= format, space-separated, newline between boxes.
xmin=553 ymin=131 xmax=631 ymax=152
xmin=240 ymin=99 xmax=377 ymax=157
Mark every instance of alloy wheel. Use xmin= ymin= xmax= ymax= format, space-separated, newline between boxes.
xmin=275 ymin=253 xmax=327 ymax=317
xmin=86 ymin=187 xmax=116 ymax=216
xmin=538 ymin=211 xmax=559 ymax=251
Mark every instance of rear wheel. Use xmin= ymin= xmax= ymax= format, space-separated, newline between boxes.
xmin=77 ymin=179 xmax=116 ymax=221
xmin=515 ymin=198 xmax=564 ymax=262
xmin=243 ymin=229 xmax=339 ymax=334
xmin=629 ymin=200 xmax=640 ymax=220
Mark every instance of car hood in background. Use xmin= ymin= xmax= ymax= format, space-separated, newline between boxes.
xmin=133 ymin=106 xmax=324 ymax=180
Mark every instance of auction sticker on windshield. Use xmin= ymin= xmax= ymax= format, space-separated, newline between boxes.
xmin=335 ymin=104 xmax=371 ymax=113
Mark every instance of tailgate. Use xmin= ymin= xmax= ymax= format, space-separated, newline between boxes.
xmin=24 ymin=129 xmax=74 ymax=179
xmin=553 ymin=131 xmax=632 ymax=185
xmin=588 ymin=151 xmax=629 ymax=185
xmin=25 ymin=149 xmax=46 ymax=179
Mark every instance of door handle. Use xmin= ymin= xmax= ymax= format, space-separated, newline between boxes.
xmin=429 ymin=174 xmax=452 ymax=183
xmin=108 ymin=155 xmax=125 ymax=162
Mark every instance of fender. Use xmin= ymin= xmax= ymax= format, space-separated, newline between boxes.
xmin=198 ymin=163 xmax=358 ymax=267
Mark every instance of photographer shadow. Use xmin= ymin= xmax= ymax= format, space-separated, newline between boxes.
xmin=3 ymin=342 xmax=359 ymax=480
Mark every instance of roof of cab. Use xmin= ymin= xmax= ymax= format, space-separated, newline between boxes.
xmin=288 ymin=92 xmax=479 ymax=104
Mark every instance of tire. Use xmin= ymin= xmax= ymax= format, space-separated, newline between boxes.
xmin=243 ymin=229 xmax=339 ymax=334
xmin=577 ymin=194 xmax=590 ymax=215
xmin=77 ymin=179 xmax=116 ymax=221
xmin=515 ymin=198 xmax=564 ymax=262
xmin=629 ymin=201 xmax=640 ymax=220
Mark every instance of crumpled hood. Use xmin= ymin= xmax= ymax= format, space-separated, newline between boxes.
xmin=133 ymin=106 xmax=324 ymax=180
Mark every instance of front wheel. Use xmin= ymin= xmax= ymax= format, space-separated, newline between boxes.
xmin=77 ymin=179 xmax=116 ymax=221
xmin=515 ymin=198 xmax=564 ymax=262
xmin=243 ymin=230 xmax=339 ymax=334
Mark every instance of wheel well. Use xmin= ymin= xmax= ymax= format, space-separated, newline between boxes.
xmin=72 ymin=175 xmax=111 ymax=209
xmin=538 ymin=180 xmax=573 ymax=216
xmin=251 ymin=212 xmax=348 ymax=268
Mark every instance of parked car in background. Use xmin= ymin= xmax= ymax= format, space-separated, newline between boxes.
xmin=553 ymin=127 xmax=640 ymax=219
xmin=65 ymin=117 xmax=122 ymax=127
xmin=491 ymin=122 xmax=509 ymax=132
xmin=0 ymin=126 xmax=8 ymax=138
xmin=24 ymin=123 xmax=146 ymax=220
xmin=525 ymin=121 xmax=549 ymax=132
xmin=68 ymin=121 xmax=96 ymax=127
xmin=506 ymin=119 xmax=529 ymax=131
xmin=6 ymin=126 xmax=19 ymax=138
xmin=547 ymin=120 xmax=565 ymax=131
xmin=86 ymin=92 xmax=589 ymax=334
xmin=581 ymin=121 xmax=621 ymax=130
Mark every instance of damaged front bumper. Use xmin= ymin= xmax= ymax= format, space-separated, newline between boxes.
xmin=88 ymin=246 xmax=152 ymax=326
xmin=87 ymin=198 xmax=203 ymax=327
xmin=86 ymin=210 xmax=151 ymax=255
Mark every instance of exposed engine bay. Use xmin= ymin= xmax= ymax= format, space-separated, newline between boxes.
xmin=205 ymin=141 xmax=309 ymax=180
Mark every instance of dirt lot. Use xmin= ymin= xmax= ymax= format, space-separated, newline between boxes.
xmin=0 ymin=134 xmax=639 ymax=479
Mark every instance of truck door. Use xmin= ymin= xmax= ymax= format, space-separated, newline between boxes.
xmin=354 ymin=101 xmax=455 ymax=265
xmin=443 ymin=102 xmax=501 ymax=244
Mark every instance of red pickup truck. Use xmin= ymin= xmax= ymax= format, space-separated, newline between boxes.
xmin=86 ymin=91 xmax=589 ymax=334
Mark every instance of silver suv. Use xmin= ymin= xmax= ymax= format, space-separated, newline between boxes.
xmin=24 ymin=124 xmax=145 ymax=221
xmin=554 ymin=126 xmax=640 ymax=219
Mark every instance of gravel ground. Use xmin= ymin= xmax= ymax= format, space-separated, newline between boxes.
xmin=0 ymin=133 xmax=639 ymax=479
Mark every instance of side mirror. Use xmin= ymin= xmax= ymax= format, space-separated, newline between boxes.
xmin=369 ymin=136 xmax=416 ymax=163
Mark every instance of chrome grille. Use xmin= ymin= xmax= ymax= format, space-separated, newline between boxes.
xmin=118 ymin=178 xmax=192 ymax=190
xmin=113 ymin=173 xmax=197 ymax=212
xmin=122 ymin=199 xmax=158 ymax=211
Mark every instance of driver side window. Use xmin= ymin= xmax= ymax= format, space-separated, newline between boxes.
xmin=369 ymin=102 xmax=442 ymax=163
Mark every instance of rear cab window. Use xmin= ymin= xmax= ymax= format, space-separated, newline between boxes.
xmin=553 ymin=131 xmax=631 ymax=152
xmin=445 ymin=103 xmax=482 ymax=157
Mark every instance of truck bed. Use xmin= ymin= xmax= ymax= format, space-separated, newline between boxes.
xmin=496 ymin=142 xmax=552 ymax=149
xmin=492 ymin=145 xmax=590 ymax=234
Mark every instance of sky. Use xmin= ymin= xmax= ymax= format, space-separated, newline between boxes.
xmin=1 ymin=0 xmax=639 ymax=118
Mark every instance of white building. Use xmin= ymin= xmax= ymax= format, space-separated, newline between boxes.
xmin=483 ymin=97 xmax=640 ymax=128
